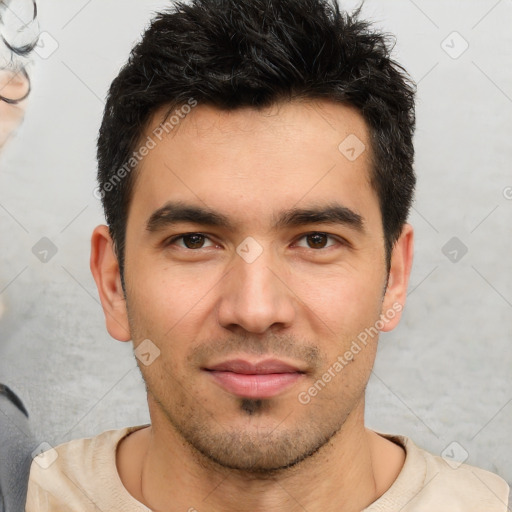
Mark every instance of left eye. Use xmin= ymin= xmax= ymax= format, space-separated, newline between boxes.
xmin=294 ymin=232 xmax=338 ymax=249
xmin=168 ymin=233 xmax=216 ymax=250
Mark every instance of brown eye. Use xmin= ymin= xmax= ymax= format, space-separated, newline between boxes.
xmin=168 ymin=233 xmax=216 ymax=250
xmin=295 ymin=232 xmax=338 ymax=250
xmin=182 ymin=234 xmax=206 ymax=249
xmin=306 ymin=233 xmax=328 ymax=249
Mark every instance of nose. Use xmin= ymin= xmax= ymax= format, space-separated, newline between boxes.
xmin=216 ymin=243 xmax=296 ymax=335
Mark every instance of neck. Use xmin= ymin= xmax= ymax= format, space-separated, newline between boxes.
xmin=117 ymin=398 xmax=404 ymax=512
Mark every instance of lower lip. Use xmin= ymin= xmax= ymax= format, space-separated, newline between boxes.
xmin=206 ymin=371 xmax=303 ymax=399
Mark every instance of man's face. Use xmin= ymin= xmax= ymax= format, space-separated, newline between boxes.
xmin=96 ymin=99 xmax=410 ymax=473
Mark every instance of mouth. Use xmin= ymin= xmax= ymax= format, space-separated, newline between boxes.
xmin=203 ymin=358 xmax=306 ymax=399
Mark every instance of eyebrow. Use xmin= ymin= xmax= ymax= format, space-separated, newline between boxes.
xmin=146 ymin=200 xmax=364 ymax=234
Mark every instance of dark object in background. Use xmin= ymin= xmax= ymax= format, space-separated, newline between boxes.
xmin=0 ymin=385 xmax=37 ymax=512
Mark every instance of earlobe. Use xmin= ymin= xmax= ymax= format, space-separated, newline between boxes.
xmin=90 ymin=225 xmax=131 ymax=342
xmin=380 ymin=224 xmax=414 ymax=332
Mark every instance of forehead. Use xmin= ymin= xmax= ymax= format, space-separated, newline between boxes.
xmin=127 ymin=99 xmax=380 ymax=232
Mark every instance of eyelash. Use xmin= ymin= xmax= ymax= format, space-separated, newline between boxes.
xmin=165 ymin=232 xmax=345 ymax=251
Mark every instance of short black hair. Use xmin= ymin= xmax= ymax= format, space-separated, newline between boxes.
xmin=97 ymin=0 xmax=416 ymax=282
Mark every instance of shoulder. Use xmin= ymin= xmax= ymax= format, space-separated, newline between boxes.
xmin=416 ymin=441 xmax=509 ymax=511
xmin=414 ymin=439 xmax=509 ymax=506
xmin=371 ymin=433 xmax=510 ymax=512
xmin=26 ymin=425 xmax=148 ymax=512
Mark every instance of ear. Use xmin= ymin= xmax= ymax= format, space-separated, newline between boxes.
xmin=380 ymin=223 xmax=414 ymax=332
xmin=90 ymin=225 xmax=131 ymax=342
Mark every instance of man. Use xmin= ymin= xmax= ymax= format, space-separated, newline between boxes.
xmin=26 ymin=0 xmax=510 ymax=510
xmin=0 ymin=1 xmax=39 ymax=511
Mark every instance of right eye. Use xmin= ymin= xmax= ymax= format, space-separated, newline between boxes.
xmin=165 ymin=233 xmax=218 ymax=250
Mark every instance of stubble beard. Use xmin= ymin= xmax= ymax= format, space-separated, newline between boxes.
xmin=127 ymin=302 xmax=371 ymax=478
xmin=148 ymin=385 xmax=351 ymax=478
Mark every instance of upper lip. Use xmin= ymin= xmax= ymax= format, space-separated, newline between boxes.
xmin=205 ymin=358 xmax=304 ymax=374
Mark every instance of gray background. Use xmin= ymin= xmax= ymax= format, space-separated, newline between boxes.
xmin=0 ymin=0 xmax=511 ymax=488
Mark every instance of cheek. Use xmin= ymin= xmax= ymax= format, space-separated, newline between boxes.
xmin=288 ymin=265 xmax=384 ymax=335
xmin=126 ymin=261 xmax=219 ymax=336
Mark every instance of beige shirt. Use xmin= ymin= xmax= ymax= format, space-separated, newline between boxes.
xmin=26 ymin=426 xmax=510 ymax=511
